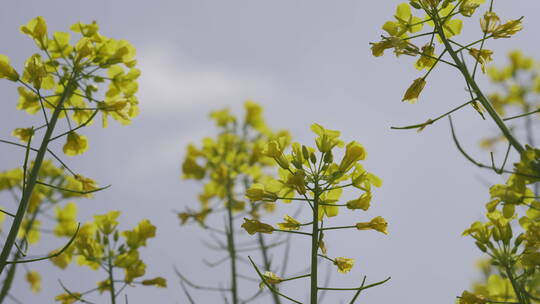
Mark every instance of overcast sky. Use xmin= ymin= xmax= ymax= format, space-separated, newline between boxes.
xmin=1 ymin=1 xmax=539 ymax=303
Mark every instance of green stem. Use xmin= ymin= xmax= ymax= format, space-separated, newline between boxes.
xmin=107 ymin=254 xmax=117 ymax=304
xmin=257 ymin=233 xmax=282 ymax=304
xmin=0 ymin=77 xmax=77 ymax=275
xmin=431 ymin=10 xmax=524 ymax=154
xmin=310 ymin=182 xmax=320 ymax=304
xmin=226 ymin=177 xmax=238 ymax=304
xmin=504 ymin=265 xmax=528 ymax=304
xmin=0 ymin=206 xmax=42 ymax=303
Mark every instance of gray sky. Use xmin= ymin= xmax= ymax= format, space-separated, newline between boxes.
xmin=1 ymin=1 xmax=540 ymax=303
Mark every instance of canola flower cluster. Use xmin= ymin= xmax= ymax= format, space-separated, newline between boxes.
xmin=371 ymin=0 xmax=522 ymax=110
xmin=454 ymin=50 xmax=540 ymax=304
xmin=0 ymin=160 xmax=92 ymax=298
xmin=241 ymin=123 xmax=388 ymax=303
xmin=180 ymin=100 xmax=291 ymax=225
xmin=459 ymin=147 xmax=540 ymax=303
xmin=51 ymin=211 xmax=166 ymax=303
xmin=180 ymin=101 xmax=292 ymax=304
xmin=1 ymin=16 xmax=140 ymax=155
xmin=0 ymin=17 xmax=163 ymax=303
xmin=480 ymin=51 xmax=540 ymax=150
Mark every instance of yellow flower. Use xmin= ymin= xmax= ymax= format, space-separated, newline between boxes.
xmin=22 ymin=53 xmax=55 ymax=90
xmin=142 ymin=277 xmax=167 ymax=288
xmin=12 ymin=127 xmax=35 ymax=143
xmin=264 ymin=140 xmax=290 ymax=169
xmin=508 ymin=50 xmax=534 ymax=70
xmin=430 ymin=4 xmax=463 ymax=40
xmin=241 ymin=218 xmax=274 ymax=235
xmin=210 ymin=108 xmax=236 ymax=126
xmin=0 ymin=168 xmax=23 ymax=191
xmin=97 ymin=279 xmax=111 ymax=294
xmin=182 ymin=157 xmax=206 ymax=180
xmin=334 ymin=257 xmax=354 ymax=273
xmin=54 ymin=202 xmax=78 ymax=237
xmin=318 ymin=188 xmax=342 ymax=220
xmin=415 ymin=44 xmax=437 ymax=70
xmin=285 ymin=170 xmax=306 ymax=195
xmin=462 ymin=221 xmax=491 ymax=244
xmin=63 ymin=132 xmax=89 ymax=156
xmin=480 ymin=12 xmax=500 ymax=33
xmin=0 ymin=54 xmax=19 ymax=81
xmin=114 ymin=250 xmax=140 ymax=268
xmin=124 ymin=259 xmax=146 ymax=283
xmin=458 ymin=291 xmax=487 ymax=304
xmin=16 ymin=87 xmax=41 ymax=114
xmin=459 ymin=0 xmax=485 ymax=17
xmin=402 ymin=78 xmax=426 ymax=103
xmin=245 ymin=183 xmax=279 ymax=202
xmin=74 ymin=174 xmax=98 ymax=193
xmin=20 ymin=16 xmax=48 ymax=49
xmin=260 ymin=271 xmax=283 ymax=288
xmin=123 ymin=219 xmax=157 ymax=249
xmin=311 ymin=123 xmax=343 ymax=153
xmin=351 ymin=165 xmax=382 ymax=190
xmin=277 ymin=215 xmax=301 ymax=231
xmin=356 ymin=216 xmax=388 ymax=234
xmin=18 ymin=219 xmax=41 ymax=244
xmin=493 ymin=19 xmax=522 ymax=39
xmin=469 ymin=48 xmax=493 ymax=73
xmin=245 ymin=100 xmax=266 ymax=130
xmin=94 ymin=210 xmax=120 ymax=235
xmin=49 ymin=245 xmax=74 ymax=269
xmin=26 ymin=271 xmax=41 ymax=293
xmin=48 ymin=31 xmax=73 ymax=58
xmin=339 ymin=141 xmax=366 ymax=173
xmin=382 ymin=3 xmax=423 ymax=38
xmin=71 ymin=21 xmax=99 ymax=37
xmin=347 ymin=192 xmax=371 ymax=211
xmin=55 ymin=292 xmax=82 ymax=304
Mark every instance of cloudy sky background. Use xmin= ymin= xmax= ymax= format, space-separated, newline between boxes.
xmin=1 ymin=1 xmax=539 ymax=303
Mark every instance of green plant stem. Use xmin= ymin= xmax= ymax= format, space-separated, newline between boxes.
xmin=430 ymin=8 xmax=525 ymax=154
xmin=0 ymin=207 xmax=41 ymax=303
xmin=107 ymin=254 xmax=117 ymax=304
xmin=504 ymin=265 xmax=528 ymax=304
xmin=0 ymin=258 xmax=16 ymax=304
xmin=0 ymin=77 xmax=76 ymax=275
xmin=310 ymin=181 xmax=320 ymax=304
xmin=257 ymin=233 xmax=282 ymax=304
xmin=226 ymin=177 xmax=238 ymax=304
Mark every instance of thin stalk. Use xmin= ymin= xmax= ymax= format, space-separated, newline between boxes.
xmin=430 ymin=8 xmax=525 ymax=154
xmin=257 ymin=233 xmax=281 ymax=304
xmin=504 ymin=265 xmax=528 ymax=304
xmin=0 ymin=254 xmax=18 ymax=303
xmin=310 ymin=181 xmax=320 ymax=304
xmin=225 ymin=176 xmax=238 ymax=304
xmin=107 ymin=254 xmax=117 ymax=304
xmin=0 ymin=76 xmax=77 ymax=275
xmin=0 ymin=207 xmax=41 ymax=303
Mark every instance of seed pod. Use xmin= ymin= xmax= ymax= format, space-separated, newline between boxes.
xmin=310 ymin=152 xmax=317 ymax=165
xmin=302 ymin=145 xmax=310 ymax=160
xmin=475 ymin=241 xmax=487 ymax=252
xmin=324 ymin=150 xmax=333 ymax=163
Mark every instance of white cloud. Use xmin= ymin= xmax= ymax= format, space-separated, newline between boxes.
xmin=137 ymin=45 xmax=281 ymax=114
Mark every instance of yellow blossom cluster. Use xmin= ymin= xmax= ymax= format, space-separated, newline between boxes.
xmin=371 ymin=2 xmax=522 ymax=105
xmin=241 ymin=122 xmax=388 ymax=299
xmin=1 ymin=16 xmax=141 ymax=157
xmin=51 ymin=211 xmax=166 ymax=303
xmin=0 ymin=160 xmax=98 ymax=298
xmin=461 ymin=146 xmax=540 ymax=302
xmin=179 ymin=101 xmax=291 ymax=225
